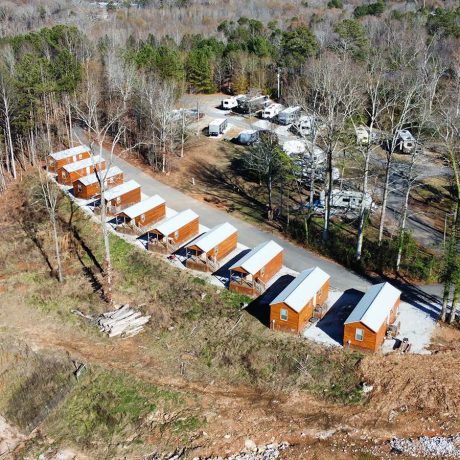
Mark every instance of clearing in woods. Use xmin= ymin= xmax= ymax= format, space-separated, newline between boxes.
xmin=1 ymin=172 xmax=460 ymax=459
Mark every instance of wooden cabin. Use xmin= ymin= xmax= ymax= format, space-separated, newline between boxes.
xmin=185 ymin=222 xmax=238 ymax=272
xmin=343 ymin=282 xmax=401 ymax=352
xmin=57 ymin=155 xmax=106 ymax=185
xmin=147 ymin=209 xmax=199 ymax=253
xmin=102 ymin=180 xmax=141 ymax=215
xmin=73 ymin=166 xmax=124 ymax=200
xmin=229 ymin=240 xmax=283 ymax=297
xmin=47 ymin=145 xmax=90 ymax=172
xmin=269 ymin=267 xmax=330 ymax=334
xmin=116 ymin=195 xmax=166 ymax=232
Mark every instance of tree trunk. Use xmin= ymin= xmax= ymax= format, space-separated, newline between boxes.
xmin=51 ymin=213 xmax=63 ymax=283
xmin=356 ymin=148 xmax=371 ymax=261
xmin=449 ymin=284 xmax=459 ymax=324
xmin=322 ymin=149 xmax=333 ymax=242
xmin=100 ymin=189 xmax=113 ymax=304
xmin=378 ymin=156 xmax=392 ymax=244
xmin=396 ymin=177 xmax=412 ymax=272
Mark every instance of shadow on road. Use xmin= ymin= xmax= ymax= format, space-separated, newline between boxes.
xmin=316 ymin=289 xmax=364 ymax=345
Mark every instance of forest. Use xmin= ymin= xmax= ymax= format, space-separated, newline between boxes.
xmin=0 ymin=0 xmax=460 ymax=322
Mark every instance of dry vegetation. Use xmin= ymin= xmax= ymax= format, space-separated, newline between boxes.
xmin=0 ymin=170 xmax=460 ymax=458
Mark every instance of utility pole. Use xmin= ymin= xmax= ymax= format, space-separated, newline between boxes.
xmin=277 ymin=69 xmax=281 ymax=100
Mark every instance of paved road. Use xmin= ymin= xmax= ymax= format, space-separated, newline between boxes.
xmin=74 ymin=127 xmax=443 ymax=307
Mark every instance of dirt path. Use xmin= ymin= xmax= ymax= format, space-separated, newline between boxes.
xmin=2 ymin=301 xmax=459 ymax=459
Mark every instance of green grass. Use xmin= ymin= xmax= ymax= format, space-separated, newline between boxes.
xmin=48 ymin=368 xmax=191 ymax=448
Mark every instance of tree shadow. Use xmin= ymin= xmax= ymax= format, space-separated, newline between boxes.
xmin=245 ymin=275 xmax=296 ymax=328
xmin=316 ymin=289 xmax=364 ymax=345
xmin=189 ymin=158 xmax=280 ymax=228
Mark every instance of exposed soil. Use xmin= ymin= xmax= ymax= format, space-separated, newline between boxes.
xmin=1 ymin=173 xmax=460 ymax=459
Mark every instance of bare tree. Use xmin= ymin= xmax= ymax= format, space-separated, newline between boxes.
xmin=37 ymin=167 xmax=63 ymax=282
xmin=303 ymin=53 xmax=362 ymax=242
xmin=73 ymin=65 xmax=125 ymax=303
xmin=0 ymin=70 xmax=16 ymax=180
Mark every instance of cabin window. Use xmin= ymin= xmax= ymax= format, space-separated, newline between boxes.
xmin=174 ymin=230 xmax=179 ymax=240
xmin=260 ymin=267 xmax=265 ymax=276
xmin=140 ymin=214 xmax=145 ymax=222
xmin=280 ymin=309 xmax=288 ymax=321
xmin=72 ymin=156 xmax=76 ymax=162
xmin=116 ymin=196 xmax=121 ymax=204
xmin=62 ymin=171 xmax=67 ymax=178
xmin=108 ymin=177 xmax=113 ymax=184
xmin=355 ymin=328 xmax=364 ymax=341
xmin=77 ymin=184 xmax=82 ymax=192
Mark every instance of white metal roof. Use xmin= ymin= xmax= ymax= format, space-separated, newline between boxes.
xmin=153 ymin=209 xmax=198 ymax=236
xmin=209 ymin=118 xmax=227 ymax=128
xmin=186 ymin=222 xmax=237 ymax=253
xmin=119 ymin=195 xmax=165 ymax=219
xmin=229 ymin=240 xmax=283 ymax=275
xmin=280 ymin=106 xmax=301 ymax=114
xmin=283 ymin=140 xmax=306 ymax=155
xmin=270 ymin=267 xmax=330 ymax=313
xmin=50 ymin=145 xmax=89 ymax=161
xmin=104 ymin=180 xmax=140 ymax=201
xmin=344 ymin=282 xmax=401 ymax=332
xmin=397 ymin=129 xmax=414 ymax=141
xmin=77 ymin=166 xmax=123 ymax=186
xmin=61 ymin=155 xmax=104 ymax=173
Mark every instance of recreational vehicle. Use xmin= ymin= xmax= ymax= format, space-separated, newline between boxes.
xmin=221 ymin=95 xmax=244 ymax=110
xmin=237 ymin=129 xmax=259 ymax=145
xmin=277 ymin=106 xmax=301 ymax=125
xmin=208 ymin=118 xmax=228 ymax=136
xmin=355 ymin=126 xmax=369 ymax=145
xmin=319 ymin=189 xmax=372 ymax=211
xmin=262 ymin=103 xmax=283 ymax=119
xmin=237 ymin=95 xmax=269 ymax=114
xmin=291 ymin=116 xmax=315 ymax=136
xmin=396 ymin=129 xmax=416 ymax=153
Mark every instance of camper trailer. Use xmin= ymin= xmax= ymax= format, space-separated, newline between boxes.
xmin=291 ymin=115 xmax=315 ymax=136
xmin=319 ymin=189 xmax=372 ymax=211
xmin=237 ymin=129 xmax=259 ymax=145
xmin=262 ymin=103 xmax=283 ymax=119
xmin=355 ymin=126 xmax=369 ymax=145
xmin=208 ymin=118 xmax=228 ymax=136
xmin=396 ymin=129 xmax=416 ymax=153
xmin=221 ymin=95 xmax=244 ymax=110
xmin=237 ymin=95 xmax=268 ymax=114
xmin=277 ymin=106 xmax=301 ymax=125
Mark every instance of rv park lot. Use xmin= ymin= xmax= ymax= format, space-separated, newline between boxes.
xmin=180 ymin=92 xmax=452 ymax=249
xmin=73 ymin=126 xmax=439 ymax=354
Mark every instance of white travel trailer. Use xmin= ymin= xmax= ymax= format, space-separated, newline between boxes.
xmin=221 ymin=95 xmax=244 ymax=110
xmin=208 ymin=118 xmax=228 ymax=136
xmin=319 ymin=189 xmax=372 ymax=211
xmin=396 ymin=129 xmax=416 ymax=153
xmin=355 ymin=125 xmax=369 ymax=145
xmin=277 ymin=106 xmax=301 ymax=125
xmin=262 ymin=103 xmax=283 ymax=119
xmin=283 ymin=140 xmax=306 ymax=156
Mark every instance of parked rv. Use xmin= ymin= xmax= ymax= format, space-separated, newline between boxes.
xmin=237 ymin=95 xmax=269 ymax=114
xmin=319 ymin=189 xmax=372 ymax=211
xmin=291 ymin=115 xmax=315 ymax=136
xmin=355 ymin=125 xmax=369 ymax=145
xmin=237 ymin=129 xmax=259 ymax=145
xmin=277 ymin=106 xmax=301 ymax=125
xmin=208 ymin=118 xmax=228 ymax=136
xmin=396 ymin=129 xmax=416 ymax=153
xmin=221 ymin=95 xmax=244 ymax=110
xmin=261 ymin=103 xmax=283 ymax=119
